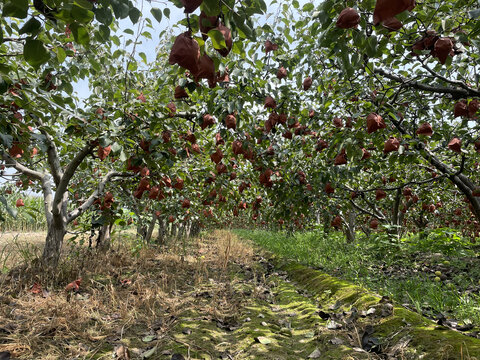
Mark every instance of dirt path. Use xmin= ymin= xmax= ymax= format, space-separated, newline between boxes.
xmin=1 ymin=230 xmax=479 ymax=359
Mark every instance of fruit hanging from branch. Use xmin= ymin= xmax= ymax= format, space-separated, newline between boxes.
xmin=225 ymin=114 xmax=237 ymax=129
xmin=303 ymin=76 xmax=313 ymax=90
xmin=97 ymin=145 xmax=111 ymax=160
xmin=214 ymin=24 xmax=233 ymax=57
xmin=376 ymin=189 xmax=387 ymax=201
xmin=336 ymin=8 xmax=360 ymax=29
xmin=199 ymin=11 xmax=219 ymax=39
xmin=264 ymin=96 xmax=277 ymax=109
xmin=265 ymin=40 xmax=278 ymax=53
xmin=201 ymin=114 xmax=215 ymax=129
xmin=180 ymin=0 xmax=203 ymax=14
xmin=448 ymin=138 xmax=462 ymax=153
xmin=416 ymin=123 xmax=433 ymax=136
xmin=169 ymin=32 xmax=200 ymax=74
xmin=373 ymin=0 xmax=415 ymax=26
xmin=383 ymin=137 xmax=400 ymax=154
xmin=366 ymin=113 xmax=386 ymax=133
xmin=434 ymin=37 xmax=454 ymax=64
xmin=277 ymin=66 xmax=287 ymax=80
xmin=174 ymin=86 xmax=189 ymax=99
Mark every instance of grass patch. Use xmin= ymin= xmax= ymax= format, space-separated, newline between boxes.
xmin=234 ymin=228 xmax=480 ymax=327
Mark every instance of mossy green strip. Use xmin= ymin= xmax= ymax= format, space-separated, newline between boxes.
xmin=273 ymin=256 xmax=480 ymax=359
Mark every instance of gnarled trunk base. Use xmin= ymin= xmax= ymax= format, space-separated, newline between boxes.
xmin=42 ymin=223 xmax=65 ymax=268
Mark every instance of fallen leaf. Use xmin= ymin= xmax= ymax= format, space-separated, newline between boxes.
xmin=142 ymin=335 xmax=156 ymax=343
xmin=326 ymin=320 xmax=342 ymax=330
xmin=141 ymin=346 xmax=157 ymax=359
xmin=255 ymin=336 xmax=272 ymax=344
xmin=120 ymin=279 xmax=132 ymax=286
xmin=329 ymin=337 xmax=344 ymax=345
xmin=30 ymin=282 xmax=42 ymax=294
xmin=115 ymin=344 xmax=130 ymax=360
xmin=65 ymin=278 xmax=82 ymax=292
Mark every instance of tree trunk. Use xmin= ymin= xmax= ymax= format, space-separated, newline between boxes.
xmin=171 ymin=223 xmax=178 ymax=238
xmin=144 ymin=212 xmax=157 ymax=244
xmin=97 ymin=223 xmax=111 ymax=250
xmin=41 ymin=175 xmax=65 ymax=268
xmin=137 ymin=223 xmax=147 ymax=240
xmin=389 ymin=188 xmax=402 ymax=238
xmin=343 ymin=211 xmax=356 ymax=243
xmin=190 ymin=221 xmax=200 ymax=238
xmin=178 ymin=223 xmax=185 ymax=238
xmin=42 ymin=218 xmax=65 ymax=268
xmin=157 ymin=218 xmax=166 ymax=245
xmin=323 ymin=213 xmax=331 ymax=235
xmin=185 ymin=221 xmax=191 ymax=238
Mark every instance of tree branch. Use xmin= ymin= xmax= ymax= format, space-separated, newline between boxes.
xmin=421 ymin=62 xmax=473 ymax=93
xmin=52 ymin=142 xmax=96 ymax=211
xmin=374 ymin=68 xmax=480 ymax=99
xmin=349 ymin=199 xmax=383 ymax=221
xmin=67 ymin=172 xmax=133 ymax=223
xmin=2 ymin=153 xmax=45 ymax=180
xmin=40 ymin=130 xmax=63 ymax=185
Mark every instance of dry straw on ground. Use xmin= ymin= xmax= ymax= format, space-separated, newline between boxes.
xmin=0 ymin=230 xmax=256 ymax=359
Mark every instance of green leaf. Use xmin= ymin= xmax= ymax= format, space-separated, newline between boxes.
xmin=24 ymin=40 xmax=51 ymax=68
xmin=0 ymin=133 xmax=13 ymax=148
xmin=141 ymin=346 xmax=157 ymax=358
xmin=129 ymin=7 xmax=141 ymax=24
xmin=208 ymin=29 xmax=227 ymax=50
xmin=3 ymin=0 xmax=29 ymax=19
xmin=142 ymin=335 xmax=156 ymax=343
xmin=470 ymin=9 xmax=480 ymax=19
xmin=365 ymin=35 xmax=378 ymax=58
xmin=0 ymin=196 xmax=18 ymax=219
xmin=232 ymin=13 xmax=253 ymax=38
xmin=0 ymin=26 xmax=3 ymax=44
xmin=56 ymin=47 xmax=67 ymax=63
xmin=70 ymin=23 xmax=90 ymax=45
xmin=139 ymin=52 xmax=147 ymax=63
xmin=302 ymin=3 xmax=314 ymax=12
xmin=201 ymin=0 xmax=220 ymax=16
xmin=19 ymin=17 xmax=41 ymax=35
xmin=0 ymin=78 xmax=7 ymax=94
xmin=111 ymin=142 xmax=122 ymax=153
xmin=75 ymin=0 xmax=94 ymax=9
xmin=71 ymin=4 xmax=94 ymax=23
xmin=111 ymin=0 xmax=130 ymax=19
xmin=97 ymin=24 xmax=110 ymax=41
xmin=150 ymin=7 xmax=162 ymax=23
xmin=163 ymin=8 xmax=170 ymax=19
xmin=95 ymin=7 xmax=114 ymax=25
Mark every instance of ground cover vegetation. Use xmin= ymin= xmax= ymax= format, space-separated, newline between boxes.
xmin=235 ymin=228 xmax=480 ymax=331
xmin=2 ymin=0 xmax=480 ymax=357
